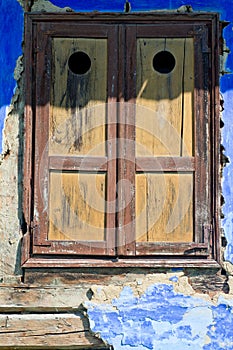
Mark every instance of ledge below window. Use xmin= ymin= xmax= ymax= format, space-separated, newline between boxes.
xmin=22 ymin=257 xmax=221 ymax=269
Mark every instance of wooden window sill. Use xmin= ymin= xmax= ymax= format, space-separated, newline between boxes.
xmin=22 ymin=257 xmax=220 ymax=269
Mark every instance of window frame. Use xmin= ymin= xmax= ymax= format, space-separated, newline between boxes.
xmin=22 ymin=12 xmax=221 ymax=268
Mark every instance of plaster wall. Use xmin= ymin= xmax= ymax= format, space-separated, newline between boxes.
xmin=0 ymin=0 xmax=233 ymax=349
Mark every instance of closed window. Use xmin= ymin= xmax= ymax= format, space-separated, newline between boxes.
xmin=22 ymin=13 xmax=221 ymax=267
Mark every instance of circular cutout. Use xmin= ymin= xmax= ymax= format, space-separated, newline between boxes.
xmin=153 ymin=51 xmax=176 ymax=74
xmin=68 ymin=51 xmax=91 ymax=75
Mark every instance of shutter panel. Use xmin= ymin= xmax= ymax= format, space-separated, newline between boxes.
xmin=121 ymin=24 xmax=211 ymax=256
xmin=32 ymin=23 xmax=118 ymax=255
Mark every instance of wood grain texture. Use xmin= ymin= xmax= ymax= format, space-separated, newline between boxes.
xmin=136 ymin=156 xmax=195 ymax=171
xmin=135 ymin=37 xmax=195 ymax=246
xmin=136 ymin=173 xmax=194 ymax=242
xmin=0 ymin=313 xmax=106 ymax=348
xmin=48 ymin=171 xmax=106 ymax=241
xmin=136 ymin=38 xmax=194 ymax=157
xmin=49 ymin=156 xmax=108 ymax=171
xmin=23 ymin=257 xmax=220 ymax=268
xmin=50 ymin=38 xmax=107 ymax=156
xmin=117 ymin=26 xmax=137 ymax=255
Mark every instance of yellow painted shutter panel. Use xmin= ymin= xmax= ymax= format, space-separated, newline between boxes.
xmin=136 ymin=38 xmax=194 ymax=242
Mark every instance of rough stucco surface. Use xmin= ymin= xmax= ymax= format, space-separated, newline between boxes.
xmin=0 ymin=0 xmax=233 ymax=349
xmin=0 ymin=54 xmax=24 ymax=281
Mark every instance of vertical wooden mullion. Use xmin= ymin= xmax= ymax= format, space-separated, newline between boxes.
xmin=23 ymin=15 xmax=34 ymax=262
xmin=125 ymin=25 xmax=137 ymax=254
xmin=212 ymin=16 xmax=221 ymax=261
xmin=117 ymin=25 xmax=137 ymax=255
xmin=194 ymin=31 xmax=203 ymax=244
xmin=105 ymin=26 xmax=118 ymax=255
xmin=33 ymin=26 xmax=51 ymax=246
xmin=194 ymin=26 xmax=210 ymax=245
xmin=117 ymin=24 xmax=126 ymax=254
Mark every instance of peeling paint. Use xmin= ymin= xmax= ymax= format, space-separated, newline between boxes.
xmin=87 ymin=284 xmax=233 ymax=350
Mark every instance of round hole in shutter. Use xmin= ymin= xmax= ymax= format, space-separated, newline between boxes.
xmin=152 ymin=51 xmax=176 ymax=74
xmin=68 ymin=51 xmax=91 ymax=75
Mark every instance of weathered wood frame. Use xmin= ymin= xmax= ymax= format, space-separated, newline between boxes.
xmin=22 ymin=12 xmax=221 ymax=268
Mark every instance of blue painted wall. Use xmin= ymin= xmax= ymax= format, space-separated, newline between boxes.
xmin=0 ymin=0 xmax=23 ymax=152
xmin=1 ymin=1 xmax=233 ymax=349
xmin=87 ymin=284 xmax=233 ymax=349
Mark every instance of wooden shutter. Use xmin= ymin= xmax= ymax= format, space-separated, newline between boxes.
xmin=118 ymin=23 xmax=215 ymax=257
xmin=30 ymin=21 xmax=118 ymax=256
xmin=23 ymin=14 xmax=220 ymax=267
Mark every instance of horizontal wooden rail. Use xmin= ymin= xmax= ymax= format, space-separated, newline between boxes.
xmin=136 ymin=156 xmax=195 ymax=172
xmin=49 ymin=156 xmax=108 ymax=171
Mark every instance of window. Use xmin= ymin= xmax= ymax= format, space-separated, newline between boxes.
xmin=22 ymin=13 xmax=221 ymax=267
